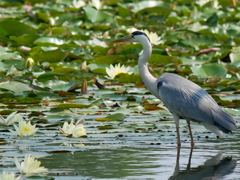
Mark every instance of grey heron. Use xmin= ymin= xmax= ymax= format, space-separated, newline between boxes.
xmin=112 ymin=31 xmax=237 ymax=147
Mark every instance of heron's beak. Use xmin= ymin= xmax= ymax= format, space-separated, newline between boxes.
xmin=111 ymin=34 xmax=132 ymax=43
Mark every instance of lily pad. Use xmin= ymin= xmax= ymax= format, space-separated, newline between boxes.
xmin=191 ymin=64 xmax=227 ymax=78
xmin=55 ymin=103 xmax=92 ymax=109
xmin=0 ymin=81 xmax=35 ymax=93
xmin=95 ymin=113 xmax=125 ymax=121
xmin=83 ymin=7 xmax=113 ymax=23
xmin=0 ymin=19 xmax=36 ymax=36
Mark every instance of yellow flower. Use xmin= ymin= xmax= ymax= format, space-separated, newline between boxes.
xmin=15 ymin=154 xmax=48 ymax=176
xmin=59 ymin=119 xmax=87 ymax=138
xmin=10 ymin=120 xmax=38 ymax=137
xmin=0 ymin=171 xmax=21 ymax=180
xmin=25 ymin=57 xmax=34 ymax=70
xmin=0 ymin=112 xmax=23 ymax=126
xmin=81 ymin=61 xmax=87 ymax=70
xmin=106 ymin=63 xmax=133 ymax=79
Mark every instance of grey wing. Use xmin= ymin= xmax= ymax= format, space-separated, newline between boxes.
xmin=157 ymin=75 xmax=236 ymax=134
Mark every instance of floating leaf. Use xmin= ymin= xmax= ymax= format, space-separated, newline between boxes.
xmin=229 ymin=47 xmax=240 ymax=62
xmin=0 ymin=19 xmax=36 ymax=36
xmin=34 ymin=37 xmax=67 ymax=46
xmin=38 ymin=80 xmax=74 ymax=91
xmin=95 ymin=113 xmax=125 ymax=121
xmin=10 ymin=34 xmax=39 ymax=46
xmin=55 ymin=103 xmax=92 ymax=109
xmin=116 ymin=74 xmax=141 ymax=83
xmin=231 ymin=60 xmax=240 ymax=67
xmin=32 ymin=49 xmax=69 ymax=63
xmin=0 ymin=47 xmax=20 ymax=61
xmin=37 ymin=72 xmax=72 ymax=82
xmin=191 ymin=64 xmax=227 ymax=78
xmin=0 ymin=81 xmax=34 ymax=93
xmin=144 ymin=105 xmax=164 ymax=111
xmin=83 ymin=7 xmax=113 ymax=23
xmin=182 ymin=35 xmax=217 ymax=50
xmin=94 ymin=55 xmax=126 ymax=65
xmin=149 ymin=54 xmax=182 ymax=65
xmin=117 ymin=3 xmax=131 ymax=18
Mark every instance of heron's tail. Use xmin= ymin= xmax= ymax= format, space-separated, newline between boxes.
xmin=202 ymin=109 xmax=237 ymax=136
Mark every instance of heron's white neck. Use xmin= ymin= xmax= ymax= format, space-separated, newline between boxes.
xmin=137 ymin=39 xmax=159 ymax=99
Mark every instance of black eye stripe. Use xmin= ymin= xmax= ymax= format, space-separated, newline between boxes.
xmin=131 ymin=31 xmax=151 ymax=43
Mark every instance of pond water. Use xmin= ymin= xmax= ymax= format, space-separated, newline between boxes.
xmin=0 ymin=86 xmax=239 ymax=180
xmin=1 ymin=120 xmax=239 ymax=180
xmin=38 ymin=144 xmax=239 ymax=180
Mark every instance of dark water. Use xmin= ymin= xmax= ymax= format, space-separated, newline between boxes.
xmin=38 ymin=141 xmax=239 ymax=180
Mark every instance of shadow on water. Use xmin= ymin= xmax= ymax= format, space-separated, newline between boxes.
xmin=39 ymin=146 xmax=237 ymax=179
xmin=169 ymin=146 xmax=237 ymax=180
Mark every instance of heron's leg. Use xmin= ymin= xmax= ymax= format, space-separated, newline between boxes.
xmin=173 ymin=115 xmax=181 ymax=147
xmin=173 ymin=145 xmax=181 ymax=176
xmin=186 ymin=120 xmax=194 ymax=147
xmin=186 ymin=145 xmax=194 ymax=170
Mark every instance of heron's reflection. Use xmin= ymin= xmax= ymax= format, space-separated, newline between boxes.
xmin=169 ymin=147 xmax=237 ymax=180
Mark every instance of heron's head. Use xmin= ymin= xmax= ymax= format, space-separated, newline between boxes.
xmin=112 ymin=31 xmax=151 ymax=44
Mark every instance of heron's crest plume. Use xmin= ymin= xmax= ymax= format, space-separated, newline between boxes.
xmin=132 ymin=31 xmax=151 ymax=43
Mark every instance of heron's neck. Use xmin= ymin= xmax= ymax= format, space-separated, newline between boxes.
xmin=138 ymin=41 xmax=159 ymax=98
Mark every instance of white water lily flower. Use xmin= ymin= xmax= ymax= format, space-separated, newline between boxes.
xmin=59 ymin=119 xmax=87 ymax=137
xmin=1 ymin=112 xmax=24 ymax=126
xmin=72 ymin=0 xmax=85 ymax=8
xmin=106 ymin=63 xmax=133 ymax=79
xmin=15 ymin=154 xmax=48 ymax=176
xmin=10 ymin=120 xmax=38 ymax=137
xmin=196 ymin=0 xmax=220 ymax=9
xmin=89 ymin=0 xmax=102 ymax=9
xmin=126 ymin=28 xmax=162 ymax=45
xmin=141 ymin=29 xmax=162 ymax=45
xmin=0 ymin=171 xmax=21 ymax=180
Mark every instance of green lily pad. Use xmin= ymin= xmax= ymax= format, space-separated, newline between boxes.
xmin=116 ymin=74 xmax=141 ymax=83
xmin=83 ymin=7 xmax=113 ymax=23
xmin=0 ymin=81 xmax=34 ymax=93
xmin=55 ymin=103 xmax=92 ymax=109
xmin=191 ymin=64 xmax=227 ymax=78
xmin=0 ymin=19 xmax=36 ymax=36
xmin=149 ymin=54 xmax=182 ymax=65
xmin=32 ymin=49 xmax=69 ymax=63
xmin=230 ymin=47 xmax=240 ymax=62
xmin=96 ymin=113 xmax=125 ymax=121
